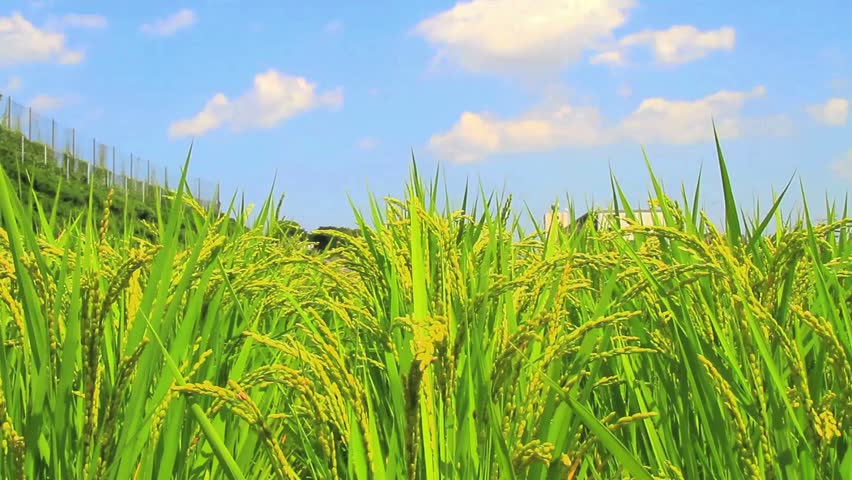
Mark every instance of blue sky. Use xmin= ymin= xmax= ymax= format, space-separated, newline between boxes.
xmin=1 ymin=0 xmax=850 ymax=230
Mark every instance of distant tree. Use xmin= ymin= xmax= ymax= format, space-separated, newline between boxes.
xmin=308 ymin=225 xmax=361 ymax=251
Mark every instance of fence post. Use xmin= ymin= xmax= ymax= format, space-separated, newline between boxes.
xmin=71 ymin=128 xmax=76 ymax=166
xmin=27 ymin=107 xmax=32 ymax=139
xmin=146 ymin=159 xmax=151 ymax=202
xmin=112 ymin=147 xmax=116 ymax=188
xmin=142 ymin=158 xmax=146 ymax=203
xmin=5 ymin=97 xmax=10 ymax=129
xmin=130 ymin=153 xmax=135 ymax=195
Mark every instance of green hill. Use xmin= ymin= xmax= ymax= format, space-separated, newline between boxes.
xmin=0 ymin=124 xmax=203 ymax=238
xmin=0 ymin=119 xmax=362 ymax=248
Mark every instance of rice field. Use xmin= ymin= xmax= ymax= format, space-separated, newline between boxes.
xmin=0 ymin=139 xmax=849 ymax=479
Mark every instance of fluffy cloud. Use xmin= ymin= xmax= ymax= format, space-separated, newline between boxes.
xmin=590 ymin=50 xmax=625 ymax=66
xmin=413 ymin=0 xmax=636 ymax=74
xmin=169 ymin=69 xmax=343 ymax=138
xmin=831 ymin=149 xmax=852 ymax=182
xmin=429 ymin=105 xmax=611 ymax=163
xmin=414 ymin=1 xmax=733 ymax=74
xmin=140 ymin=9 xmax=196 ymax=37
xmin=0 ymin=12 xmax=84 ymax=66
xmin=54 ymin=13 xmax=108 ymax=29
xmin=429 ymin=86 xmax=790 ymax=163
xmin=619 ymin=86 xmax=782 ymax=143
xmin=57 ymin=50 xmax=83 ymax=64
xmin=29 ymin=94 xmax=77 ymax=112
xmin=614 ymin=25 xmax=735 ymax=65
xmin=807 ymin=97 xmax=848 ymax=126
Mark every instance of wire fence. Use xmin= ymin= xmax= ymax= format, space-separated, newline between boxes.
xmin=0 ymin=94 xmax=221 ymax=213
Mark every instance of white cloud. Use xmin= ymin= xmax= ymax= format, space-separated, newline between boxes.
xmin=428 ymin=85 xmax=789 ymax=163
xmin=619 ymin=85 xmax=773 ymax=144
xmin=807 ymin=97 xmax=848 ymax=126
xmin=0 ymin=12 xmax=84 ymax=66
xmin=324 ymin=20 xmax=343 ymax=35
xmin=51 ymin=13 xmax=108 ymax=29
xmin=429 ymin=105 xmax=611 ymax=163
xmin=357 ymin=137 xmax=379 ymax=150
xmin=169 ymin=69 xmax=343 ymax=138
xmin=413 ymin=0 xmax=636 ymax=74
xmin=140 ymin=9 xmax=196 ymax=37
xmin=831 ymin=149 xmax=852 ymax=182
xmin=4 ymin=76 xmax=22 ymax=93
xmin=29 ymin=94 xmax=77 ymax=112
xmin=590 ymin=49 xmax=625 ymax=66
xmin=614 ymin=25 xmax=735 ymax=65
xmin=58 ymin=50 xmax=84 ymax=64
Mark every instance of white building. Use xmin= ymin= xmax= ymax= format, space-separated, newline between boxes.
xmin=545 ymin=208 xmax=662 ymax=237
xmin=543 ymin=210 xmax=570 ymax=230
xmin=577 ymin=209 xmax=661 ymax=230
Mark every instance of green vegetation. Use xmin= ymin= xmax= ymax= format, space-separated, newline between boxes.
xmin=0 ymin=124 xmax=357 ymax=248
xmin=0 ymin=135 xmax=849 ymax=479
xmin=0 ymin=125 xmax=167 ymax=238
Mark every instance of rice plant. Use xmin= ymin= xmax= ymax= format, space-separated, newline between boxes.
xmin=0 ymin=136 xmax=849 ymax=479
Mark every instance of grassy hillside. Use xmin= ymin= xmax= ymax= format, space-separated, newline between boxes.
xmin=0 ymin=126 xmax=219 ymax=240
xmin=0 ymin=126 xmax=350 ymax=247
